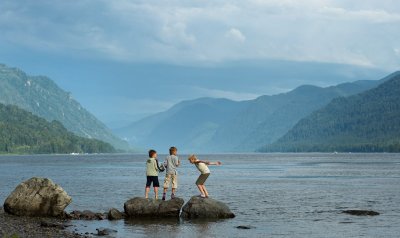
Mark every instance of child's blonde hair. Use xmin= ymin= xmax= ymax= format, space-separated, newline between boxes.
xmin=188 ymin=154 xmax=197 ymax=164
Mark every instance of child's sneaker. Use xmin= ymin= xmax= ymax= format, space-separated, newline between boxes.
xmin=171 ymin=193 xmax=175 ymax=199
xmin=162 ymin=193 xmax=166 ymax=201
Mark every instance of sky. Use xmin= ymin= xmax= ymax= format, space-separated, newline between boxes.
xmin=0 ymin=0 xmax=399 ymax=128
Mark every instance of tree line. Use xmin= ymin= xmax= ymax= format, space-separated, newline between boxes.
xmin=0 ymin=103 xmax=115 ymax=154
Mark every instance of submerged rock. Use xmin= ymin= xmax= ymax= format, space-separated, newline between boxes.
xmin=108 ymin=208 xmax=125 ymax=220
xmin=96 ymin=227 xmax=118 ymax=236
xmin=181 ymin=196 xmax=235 ymax=219
xmin=236 ymin=225 xmax=254 ymax=229
xmin=3 ymin=177 xmax=71 ymax=217
xmin=342 ymin=210 xmax=380 ymax=216
xmin=124 ymin=197 xmax=184 ymax=218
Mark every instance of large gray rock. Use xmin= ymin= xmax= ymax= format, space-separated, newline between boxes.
xmin=3 ymin=177 xmax=71 ymax=217
xmin=124 ymin=197 xmax=184 ymax=218
xmin=181 ymin=196 xmax=235 ymax=219
xmin=108 ymin=208 xmax=125 ymax=220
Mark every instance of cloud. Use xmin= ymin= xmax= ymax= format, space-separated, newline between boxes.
xmin=395 ymin=48 xmax=400 ymax=56
xmin=225 ymin=28 xmax=246 ymax=42
xmin=0 ymin=0 xmax=399 ymax=69
xmin=318 ymin=5 xmax=400 ymax=23
xmin=191 ymin=87 xmax=259 ymax=101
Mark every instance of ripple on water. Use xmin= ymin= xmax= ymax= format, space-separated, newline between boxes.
xmin=0 ymin=153 xmax=399 ymax=237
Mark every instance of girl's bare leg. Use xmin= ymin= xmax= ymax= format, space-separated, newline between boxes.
xmin=197 ymin=184 xmax=205 ymax=196
xmin=202 ymin=185 xmax=209 ymax=197
xmin=145 ymin=187 xmax=150 ymax=198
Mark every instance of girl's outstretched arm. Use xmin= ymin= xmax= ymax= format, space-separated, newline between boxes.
xmin=195 ymin=160 xmax=222 ymax=165
xmin=207 ymin=161 xmax=222 ymax=165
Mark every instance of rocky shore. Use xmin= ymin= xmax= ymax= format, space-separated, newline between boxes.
xmin=0 ymin=208 xmax=81 ymax=238
xmin=1 ymin=177 xmax=236 ymax=237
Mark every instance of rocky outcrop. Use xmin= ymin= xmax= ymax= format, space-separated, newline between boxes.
xmin=68 ymin=210 xmax=106 ymax=220
xmin=124 ymin=197 xmax=184 ymax=218
xmin=3 ymin=177 xmax=71 ymax=217
xmin=181 ymin=196 xmax=235 ymax=219
xmin=108 ymin=208 xmax=125 ymax=220
xmin=342 ymin=210 xmax=380 ymax=216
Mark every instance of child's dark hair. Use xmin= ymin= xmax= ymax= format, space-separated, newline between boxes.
xmin=149 ymin=149 xmax=157 ymax=158
xmin=169 ymin=146 xmax=177 ymax=155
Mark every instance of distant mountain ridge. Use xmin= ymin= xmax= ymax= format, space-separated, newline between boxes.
xmin=116 ymin=76 xmax=384 ymax=152
xmin=261 ymin=71 xmax=400 ymax=152
xmin=207 ymin=79 xmax=382 ymax=152
xmin=0 ymin=64 xmax=129 ymax=150
xmin=115 ymin=97 xmax=247 ymax=151
xmin=0 ymin=103 xmax=115 ymax=154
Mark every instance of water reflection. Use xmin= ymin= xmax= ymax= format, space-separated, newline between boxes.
xmin=123 ymin=217 xmax=226 ymax=237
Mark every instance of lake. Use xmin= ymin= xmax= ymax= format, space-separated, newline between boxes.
xmin=1 ymin=153 xmax=399 ymax=237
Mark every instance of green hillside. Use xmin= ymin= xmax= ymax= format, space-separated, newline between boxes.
xmin=0 ymin=103 xmax=115 ymax=154
xmin=261 ymin=71 xmax=400 ymax=152
xmin=208 ymin=79 xmax=380 ymax=152
xmin=0 ymin=64 xmax=129 ymax=150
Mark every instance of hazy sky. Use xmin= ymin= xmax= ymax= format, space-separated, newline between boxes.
xmin=0 ymin=0 xmax=398 ymax=127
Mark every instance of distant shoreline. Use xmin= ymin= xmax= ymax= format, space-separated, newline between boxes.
xmin=1 ymin=151 xmax=400 ymax=157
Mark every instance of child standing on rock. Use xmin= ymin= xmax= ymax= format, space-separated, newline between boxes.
xmin=145 ymin=149 xmax=161 ymax=199
xmin=188 ymin=154 xmax=221 ymax=198
xmin=162 ymin=147 xmax=180 ymax=200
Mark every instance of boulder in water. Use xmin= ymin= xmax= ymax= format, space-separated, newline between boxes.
xmin=124 ymin=197 xmax=184 ymax=218
xmin=96 ymin=228 xmax=118 ymax=236
xmin=236 ymin=225 xmax=254 ymax=229
xmin=181 ymin=196 xmax=235 ymax=219
xmin=108 ymin=208 xmax=125 ymax=220
xmin=3 ymin=177 xmax=71 ymax=217
xmin=342 ymin=210 xmax=380 ymax=216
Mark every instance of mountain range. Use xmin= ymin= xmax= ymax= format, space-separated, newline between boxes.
xmin=116 ymin=76 xmax=385 ymax=153
xmin=0 ymin=64 xmax=129 ymax=151
xmin=0 ymin=103 xmax=115 ymax=154
xmin=261 ymin=71 xmax=400 ymax=152
xmin=2 ymin=62 xmax=398 ymax=154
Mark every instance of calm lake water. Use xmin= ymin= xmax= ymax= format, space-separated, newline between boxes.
xmin=1 ymin=153 xmax=400 ymax=237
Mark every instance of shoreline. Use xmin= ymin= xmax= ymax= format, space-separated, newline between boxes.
xmin=0 ymin=208 xmax=82 ymax=238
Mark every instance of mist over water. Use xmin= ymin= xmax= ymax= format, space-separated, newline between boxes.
xmin=1 ymin=153 xmax=399 ymax=237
